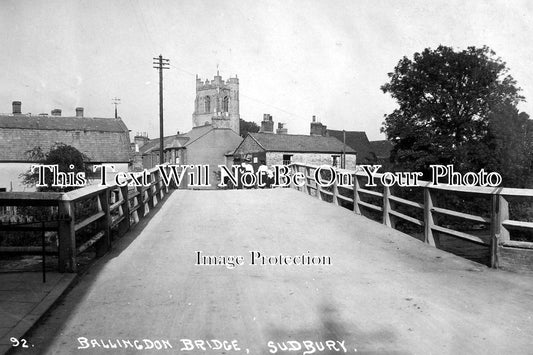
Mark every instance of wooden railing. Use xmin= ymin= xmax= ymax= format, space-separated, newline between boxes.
xmin=289 ymin=163 xmax=533 ymax=272
xmin=0 ymin=166 xmax=171 ymax=272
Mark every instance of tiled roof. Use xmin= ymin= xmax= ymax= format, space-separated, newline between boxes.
xmin=248 ymin=132 xmax=356 ymax=154
xmin=0 ymin=115 xmax=131 ymax=162
xmin=139 ymin=136 xmax=178 ymax=154
xmin=180 ymin=125 xmax=215 ymax=147
xmin=0 ymin=114 xmax=129 ymax=132
xmin=139 ymin=125 xmax=215 ymax=154
xmin=327 ymin=129 xmax=373 ymax=161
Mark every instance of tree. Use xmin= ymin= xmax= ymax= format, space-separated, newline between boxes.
xmin=484 ymin=104 xmax=533 ymax=187
xmin=381 ymin=45 xmax=527 ymax=182
xmin=239 ymin=118 xmax=260 ymax=138
xmin=21 ymin=143 xmax=90 ymax=192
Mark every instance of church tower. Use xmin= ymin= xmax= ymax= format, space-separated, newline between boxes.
xmin=192 ymin=71 xmax=240 ymax=135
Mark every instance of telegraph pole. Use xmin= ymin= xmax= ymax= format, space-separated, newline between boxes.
xmin=112 ymin=97 xmax=121 ymax=119
xmin=152 ymin=55 xmax=170 ymax=165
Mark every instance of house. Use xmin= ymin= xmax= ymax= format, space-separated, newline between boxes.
xmin=0 ymin=101 xmax=131 ymax=191
xmin=233 ymin=115 xmax=357 ymax=170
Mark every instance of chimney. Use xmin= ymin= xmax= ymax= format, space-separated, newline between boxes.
xmin=276 ymin=122 xmax=288 ymax=135
xmin=259 ymin=113 xmax=274 ymax=133
xmin=310 ymin=115 xmax=327 ymax=136
xmin=75 ymin=107 xmax=84 ymax=118
xmin=12 ymin=101 xmax=21 ymax=115
xmin=134 ymin=132 xmax=150 ymax=149
xmin=51 ymin=109 xmax=62 ymax=116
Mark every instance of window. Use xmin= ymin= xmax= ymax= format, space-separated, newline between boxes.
xmin=283 ymin=154 xmax=292 ymax=165
xmin=204 ymin=96 xmax=211 ymax=113
xmin=332 ymin=155 xmax=339 ymax=167
xmin=223 ymin=96 xmax=229 ymax=112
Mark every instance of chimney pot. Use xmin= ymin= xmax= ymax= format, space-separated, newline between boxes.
xmin=260 ymin=113 xmax=274 ymax=133
xmin=75 ymin=107 xmax=84 ymax=118
xmin=276 ymin=122 xmax=288 ymax=135
xmin=12 ymin=101 xmax=21 ymax=115
xmin=51 ymin=109 xmax=62 ymax=116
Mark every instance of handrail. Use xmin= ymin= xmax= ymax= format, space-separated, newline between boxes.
xmin=0 ymin=165 xmax=173 ymax=272
xmin=289 ymin=162 xmax=533 ymax=270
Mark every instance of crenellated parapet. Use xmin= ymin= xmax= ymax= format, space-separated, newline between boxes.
xmin=192 ymin=72 xmax=240 ymax=134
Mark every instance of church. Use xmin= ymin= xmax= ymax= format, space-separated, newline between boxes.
xmin=137 ymin=72 xmax=243 ymax=188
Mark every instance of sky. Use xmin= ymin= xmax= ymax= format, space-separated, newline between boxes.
xmin=1 ymin=0 xmax=532 ymax=141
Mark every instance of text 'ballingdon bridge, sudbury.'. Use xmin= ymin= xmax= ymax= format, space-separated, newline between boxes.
xmin=1 ymin=162 xmax=533 ymax=355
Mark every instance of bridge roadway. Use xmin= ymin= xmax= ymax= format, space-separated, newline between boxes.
xmin=16 ymin=188 xmax=533 ymax=354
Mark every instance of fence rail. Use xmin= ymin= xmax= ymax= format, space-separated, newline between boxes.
xmin=289 ymin=163 xmax=533 ymax=272
xmin=0 ymin=166 xmax=171 ymax=272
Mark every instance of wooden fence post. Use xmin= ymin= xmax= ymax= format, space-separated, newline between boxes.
xmin=289 ymin=164 xmax=296 ymax=190
xmin=353 ymin=173 xmax=361 ymax=215
xmin=159 ymin=168 xmax=167 ymax=198
xmin=58 ymin=200 xmax=76 ymax=272
xmin=498 ymin=194 xmax=510 ymax=243
xmin=383 ymin=185 xmax=392 ymax=227
xmin=118 ymin=185 xmax=130 ymax=237
xmin=490 ymin=193 xmax=510 ymax=268
xmin=149 ymin=171 xmax=158 ymax=207
xmin=137 ymin=186 xmax=147 ymax=218
xmin=95 ymin=189 xmax=111 ymax=257
xmin=423 ymin=187 xmax=436 ymax=246
xmin=332 ymin=174 xmax=339 ymax=206
xmin=297 ymin=165 xmax=303 ymax=192
xmin=316 ymin=168 xmax=323 ymax=201
xmin=490 ymin=194 xmax=499 ymax=268
xmin=305 ymin=166 xmax=311 ymax=196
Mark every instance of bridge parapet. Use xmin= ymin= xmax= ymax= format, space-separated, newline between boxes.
xmin=0 ymin=166 xmax=172 ymax=272
xmin=289 ymin=163 xmax=533 ymax=273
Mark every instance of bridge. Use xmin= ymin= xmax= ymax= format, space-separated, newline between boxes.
xmin=1 ymin=164 xmax=533 ymax=354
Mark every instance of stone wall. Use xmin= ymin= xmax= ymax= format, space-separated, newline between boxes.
xmin=267 ymin=152 xmax=357 ymax=169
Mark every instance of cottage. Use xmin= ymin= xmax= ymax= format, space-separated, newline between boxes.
xmin=0 ymin=101 xmax=131 ymax=191
xmin=233 ymin=115 xmax=357 ymax=170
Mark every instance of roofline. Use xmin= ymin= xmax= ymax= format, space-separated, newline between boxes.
xmin=326 ymin=129 xmax=368 ymax=134
xmin=183 ymin=127 xmax=214 ymax=147
xmin=0 ymin=127 xmax=129 ymax=133
xmin=248 ymin=133 xmax=267 ymax=150
xmin=230 ymin=133 xmax=260 ymax=156
xmin=264 ymin=150 xmax=357 ymax=154
xmin=0 ymin=160 xmax=130 ymax=163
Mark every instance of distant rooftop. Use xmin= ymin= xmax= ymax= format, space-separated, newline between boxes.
xmin=248 ymin=132 xmax=356 ymax=154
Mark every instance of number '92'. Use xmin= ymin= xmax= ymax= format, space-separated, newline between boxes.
xmin=10 ymin=337 xmax=30 ymax=348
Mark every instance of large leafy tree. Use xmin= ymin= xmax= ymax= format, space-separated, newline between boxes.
xmin=381 ymin=45 xmax=527 ymax=183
